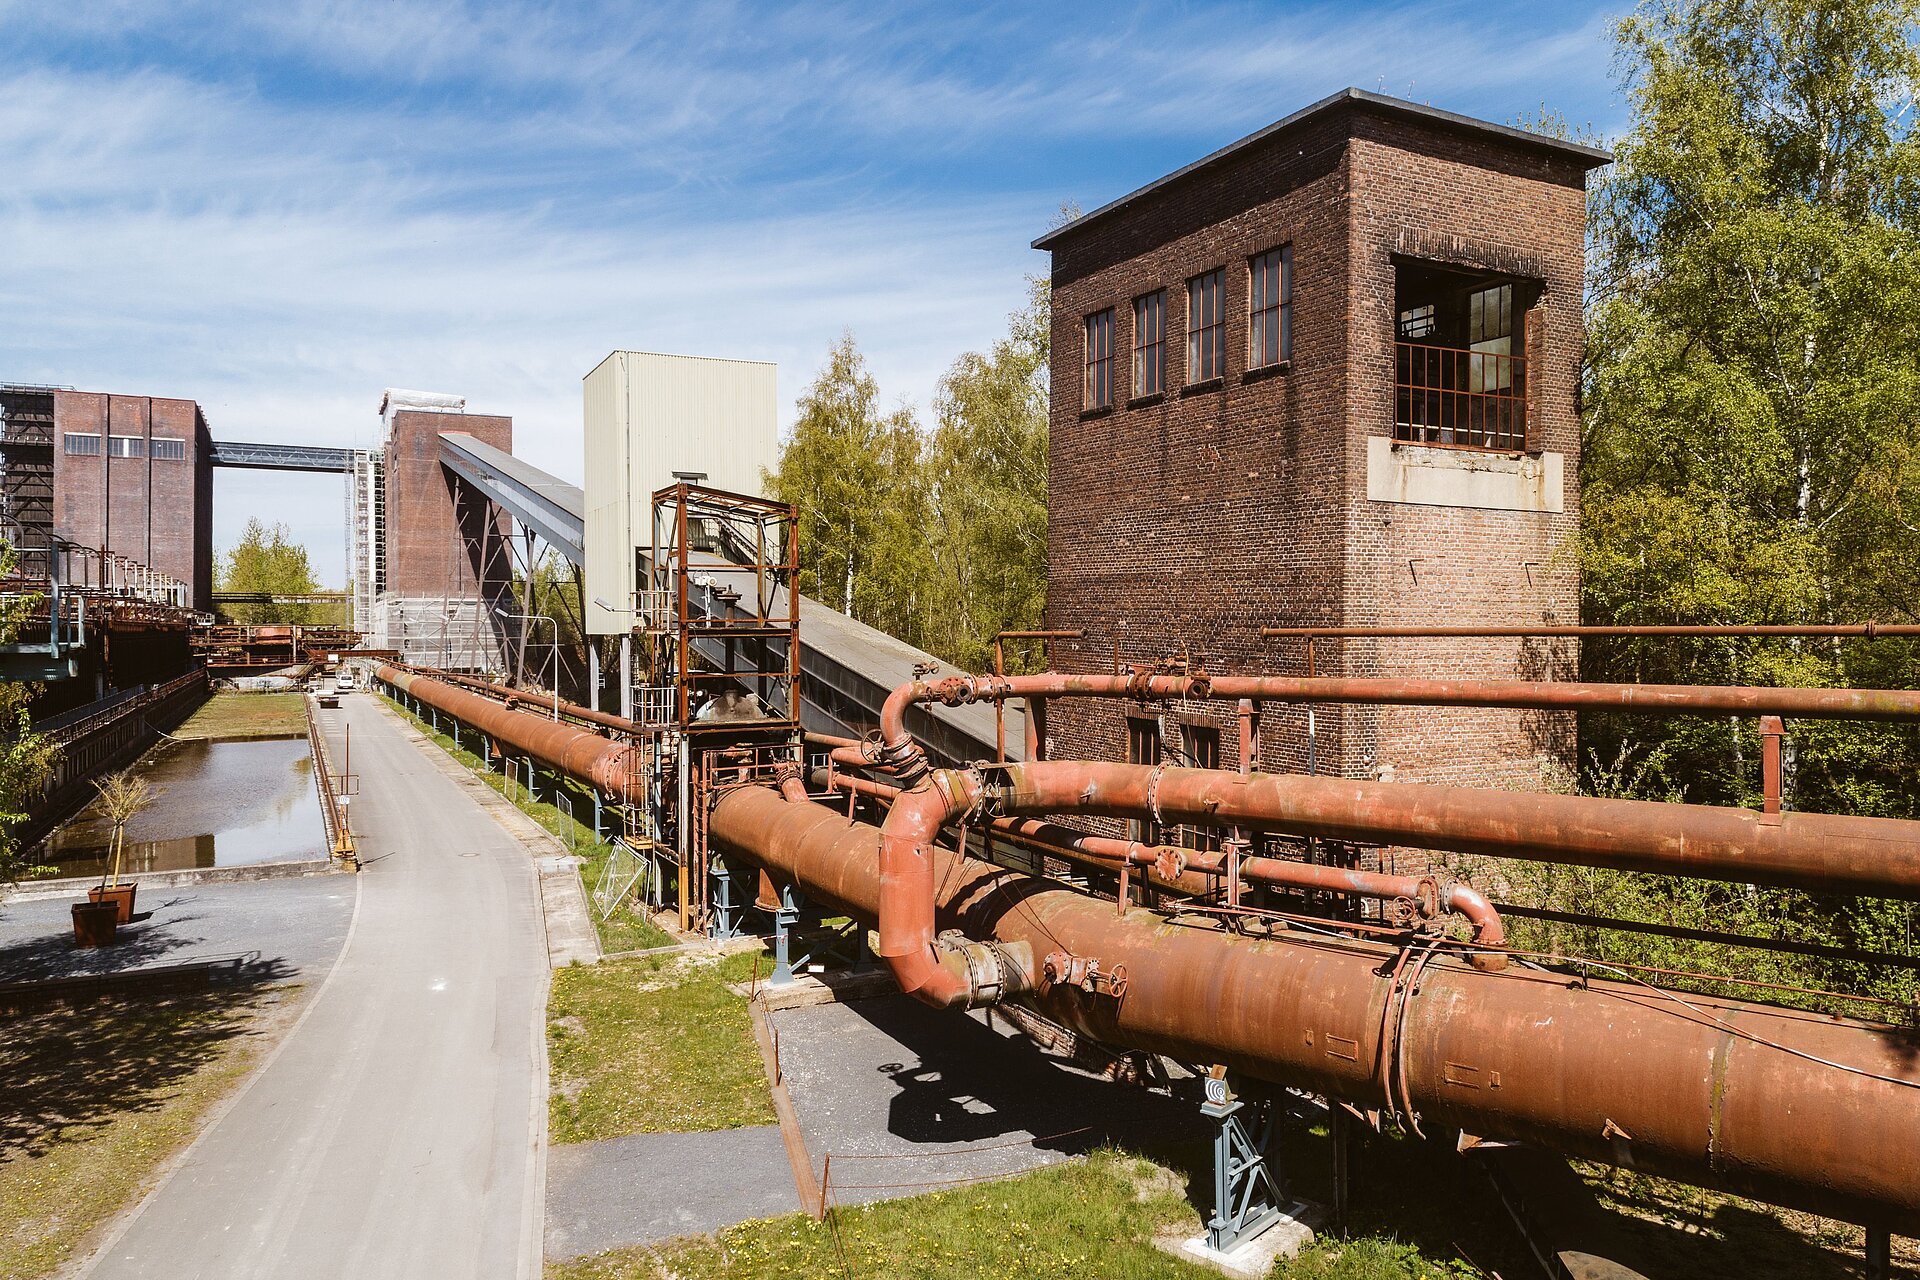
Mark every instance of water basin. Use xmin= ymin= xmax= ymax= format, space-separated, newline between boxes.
xmin=45 ymin=737 xmax=326 ymax=878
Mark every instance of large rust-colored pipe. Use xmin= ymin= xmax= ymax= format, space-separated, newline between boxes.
xmin=708 ymin=786 xmax=1920 ymax=1232
xmin=981 ymin=760 xmax=1920 ymax=902
xmin=387 ymin=661 xmax=644 ymax=734
xmin=378 ymin=666 xmax=643 ymax=800
xmin=880 ymin=675 xmax=1920 ymax=766
xmin=1259 ymin=623 xmax=1920 ymax=639
xmin=821 ymin=762 xmax=1503 ymax=952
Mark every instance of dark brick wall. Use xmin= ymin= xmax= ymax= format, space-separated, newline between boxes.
xmin=52 ymin=391 xmax=214 ymax=609
xmin=1041 ymin=98 xmax=1594 ymax=798
xmin=384 ymin=410 xmax=513 ymax=600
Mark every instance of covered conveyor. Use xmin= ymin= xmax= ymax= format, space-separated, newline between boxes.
xmin=432 ymin=435 xmax=1014 ymax=763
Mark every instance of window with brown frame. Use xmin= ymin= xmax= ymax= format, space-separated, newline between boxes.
xmin=1132 ymin=290 xmax=1165 ymax=397
xmin=1084 ymin=309 xmax=1114 ymax=410
xmin=1186 ymin=268 xmax=1224 ymax=383
xmin=1126 ymin=716 xmax=1162 ymax=843
xmin=1179 ymin=726 xmax=1222 ymax=851
xmin=1249 ymin=246 xmax=1291 ymax=368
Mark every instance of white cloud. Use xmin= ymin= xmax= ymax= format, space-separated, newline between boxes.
xmin=1 ymin=0 xmax=1621 ymax=584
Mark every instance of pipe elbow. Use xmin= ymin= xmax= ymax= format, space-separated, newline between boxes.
xmin=1446 ymin=883 xmax=1507 ymax=972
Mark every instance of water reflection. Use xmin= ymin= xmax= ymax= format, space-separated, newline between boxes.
xmin=46 ymin=738 xmax=326 ymax=878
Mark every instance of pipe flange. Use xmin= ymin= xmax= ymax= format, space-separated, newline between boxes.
xmin=1154 ymin=847 xmax=1188 ymax=881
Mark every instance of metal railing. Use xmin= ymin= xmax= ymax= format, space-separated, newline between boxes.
xmin=1394 ymin=340 xmax=1528 ymax=452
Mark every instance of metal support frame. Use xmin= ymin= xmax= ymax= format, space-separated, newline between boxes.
xmin=708 ymin=856 xmax=746 ymax=940
xmin=1203 ymin=1093 xmax=1286 ymax=1254
xmin=767 ymin=880 xmax=810 ymax=986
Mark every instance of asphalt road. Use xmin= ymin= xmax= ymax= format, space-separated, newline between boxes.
xmin=80 ymin=692 xmax=549 ymax=1280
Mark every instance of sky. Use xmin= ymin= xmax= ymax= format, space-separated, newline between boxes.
xmin=0 ymin=0 xmax=1630 ymax=587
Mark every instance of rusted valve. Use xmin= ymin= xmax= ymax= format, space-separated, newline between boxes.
xmin=1042 ymin=949 xmax=1128 ymax=997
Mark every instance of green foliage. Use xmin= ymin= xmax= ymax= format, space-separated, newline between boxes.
xmin=0 ymin=541 xmax=57 ymax=885
xmin=921 ymin=275 xmax=1051 ymax=671
xmin=216 ymin=518 xmax=336 ymax=624
xmin=765 ymin=332 xmax=928 ymax=642
xmin=1569 ymin=0 xmax=1920 ymax=1000
xmin=765 ymin=284 xmax=1050 ymax=670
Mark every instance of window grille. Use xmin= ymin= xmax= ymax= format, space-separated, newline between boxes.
xmin=1083 ymin=309 xmax=1114 ymax=410
xmin=1249 ymin=247 xmax=1291 ymax=368
xmin=107 ymin=436 xmax=144 ymax=458
xmin=151 ymin=437 xmax=186 ymax=460
xmin=1187 ymin=269 xmax=1225 ymax=382
xmin=63 ymin=433 xmax=101 ymax=456
xmin=1132 ymin=291 xmax=1165 ymax=396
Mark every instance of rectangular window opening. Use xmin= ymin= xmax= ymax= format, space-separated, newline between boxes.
xmin=1084 ymin=309 xmax=1115 ymax=410
xmin=1249 ymin=246 xmax=1291 ymax=369
xmin=1132 ymin=291 xmax=1165 ymax=397
xmin=107 ymin=435 xmax=145 ymax=459
xmin=63 ymin=433 xmax=102 ymax=457
xmin=1394 ymin=262 xmax=1531 ymax=452
xmin=151 ymin=437 xmax=186 ymax=461
xmin=1186 ymin=268 xmax=1225 ymax=383
xmin=1178 ymin=726 xmax=1222 ymax=852
xmin=1126 ymin=716 xmax=1162 ymax=844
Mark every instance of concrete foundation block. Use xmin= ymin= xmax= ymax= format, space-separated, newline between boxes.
xmin=1158 ymin=1199 xmax=1327 ymax=1279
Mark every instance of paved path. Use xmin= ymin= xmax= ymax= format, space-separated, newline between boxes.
xmin=544 ymin=1127 xmax=800 ymax=1259
xmin=79 ymin=693 xmax=550 ymax=1280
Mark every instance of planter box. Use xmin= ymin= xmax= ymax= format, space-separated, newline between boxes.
xmin=88 ymin=883 xmax=137 ymax=924
xmin=71 ymin=901 xmax=119 ymax=948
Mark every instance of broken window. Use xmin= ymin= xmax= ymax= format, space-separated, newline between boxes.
xmin=1393 ymin=261 xmax=1533 ymax=451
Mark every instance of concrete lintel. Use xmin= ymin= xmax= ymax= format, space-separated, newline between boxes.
xmin=1367 ymin=436 xmax=1564 ymax=513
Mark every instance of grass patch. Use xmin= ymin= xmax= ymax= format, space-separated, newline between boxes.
xmin=171 ymin=692 xmax=307 ymax=741
xmin=382 ymin=694 xmax=673 ymax=953
xmin=0 ymin=986 xmax=283 ymax=1278
xmin=549 ymin=1148 xmax=1215 ymax=1280
xmin=548 ymin=946 xmax=774 ymax=1144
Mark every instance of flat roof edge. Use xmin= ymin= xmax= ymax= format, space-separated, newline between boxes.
xmin=1033 ymin=87 xmax=1612 ymax=251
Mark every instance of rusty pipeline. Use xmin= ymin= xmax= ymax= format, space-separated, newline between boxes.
xmin=386 ymin=661 xmax=646 ymax=735
xmin=820 ymin=761 xmax=1501 ymax=955
xmin=708 ymin=785 xmax=1920 ymax=1232
xmin=377 ymin=666 xmax=644 ymax=801
xmin=983 ymin=759 xmax=1920 ymax=902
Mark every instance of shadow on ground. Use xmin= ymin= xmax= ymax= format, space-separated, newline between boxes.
xmin=0 ymin=958 xmax=289 ymax=1163
xmin=847 ymin=994 xmax=1205 ymax=1157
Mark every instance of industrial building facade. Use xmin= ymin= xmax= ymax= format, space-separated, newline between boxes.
xmin=40 ymin=390 xmax=216 ymax=612
xmin=350 ymin=390 xmax=516 ymax=671
xmin=1036 ymin=89 xmax=1609 ymax=790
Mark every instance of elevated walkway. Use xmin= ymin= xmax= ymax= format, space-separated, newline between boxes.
xmin=434 ymin=436 xmax=1015 ymax=764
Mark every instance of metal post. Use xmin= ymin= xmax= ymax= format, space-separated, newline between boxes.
xmin=1331 ymin=1104 xmax=1350 ymax=1227
xmin=1866 ymin=1228 xmax=1890 ymax=1280
xmin=620 ymin=633 xmax=634 ymax=722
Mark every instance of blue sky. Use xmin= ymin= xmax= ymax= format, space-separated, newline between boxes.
xmin=1 ymin=0 xmax=1628 ymax=586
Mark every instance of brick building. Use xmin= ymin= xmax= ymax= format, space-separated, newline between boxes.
xmin=49 ymin=391 xmax=215 ymax=611
xmin=361 ymin=390 xmax=516 ymax=670
xmin=1035 ymin=89 xmax=1609 ymax=790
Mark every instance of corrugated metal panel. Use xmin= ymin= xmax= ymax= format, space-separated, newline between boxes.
xmin=582 ymin=351 xmax=778 ymax=636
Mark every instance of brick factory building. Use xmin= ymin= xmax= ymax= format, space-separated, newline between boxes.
xmin=352 ymin=390 xmax=516 ymax=671
xmin=48 ymin=390 xmax=216 ymax=612
xmin=1035 ymin=88 xmax=1610 ymax=791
